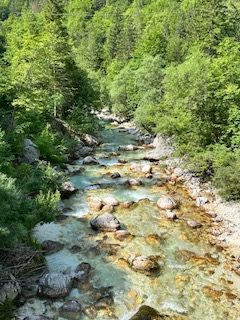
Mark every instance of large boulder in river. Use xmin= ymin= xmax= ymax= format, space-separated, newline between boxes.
xmin=61 ymin=181 xmax=78 ymax=199
xmin=129 ymin=305 xmax=162 ymax=320
xmin=90 ymin=213 xmax=121 ymax=231
xmin=130 ymin=255 xmax=160 ymax=275
xmin=38 ymin=272 xmax=73 ymax=298
xmin=59 ymin=300 xmax=82 ymax=320
xmin=23 ymin=316 xmax=51 ymax=320
xmin=82 ymin=156 xmax=99 ymax=165
xmin=157 ymin=196 xmax=178 ymax=210
xmin=23 ymin=138 xmax=40 ymax=164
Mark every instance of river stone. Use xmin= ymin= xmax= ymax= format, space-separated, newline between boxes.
xmin=187 ymin=220 xmax=202 ymax=229
xmin=23 ymin=316 xmax=51 ymax=320
xmin=38 ymin=272 xmax=73 ymax=298
xmin=111 ymin=172 xmax=121 ymax=179
xmin=66 ymin=164 xmax=84 ymax=176
xmin=130 ymin=256 xmax=160 ymax=274
xmin=157 ymin=196 xmax=178 ymax=210
xmin=74 ymin=263 xmax=91 ymax=282
xmin=114 ymin=230 xmax=133 ymax=241
xmin=166 ymin=210 xmax=177 ymax=220
xmin=142 ymin=164 xmax=152 ymax=174
xmin=0 ymin=280 xmax=21 ymax=303
xmin=128 ymin=178 xmax=143 ymax=186
xmin=122 ymin=201 xmax=135 ymax=208
xmin=61 ymin=181 xmax=78 ymax=199
xmin=88 ymin=197 xmax=103 ymax=211
xmin=82 ymin=156 xmax=99 ymax=165
xmin=59 ymin=300 xmax=82 ymax=320
xmin=103 ymin=196 xmax=119 ymax=206
xmin=78 ymin=146 xmax=93 ymax=157
xmin=130 ymin=163 xmax=140 ymax=172
xmin=129 ymin=305 xmax=162 ymax=320
xmin=23 ymin=138 xmax=40 ymax=164
xmin=41 ymin=240 xmax=64 ymax=255
xmin=120 ymin=144 xmax=137 ymax=151
xmin=90 ymin=213 xmax=121 ymax=231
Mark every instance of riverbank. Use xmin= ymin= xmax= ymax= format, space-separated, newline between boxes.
xmin=98 ymin=109 xmax=240 ymax=258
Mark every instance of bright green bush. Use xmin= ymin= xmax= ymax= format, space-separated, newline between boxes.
xmin=36 ymin=124 xmax=67 ymax=163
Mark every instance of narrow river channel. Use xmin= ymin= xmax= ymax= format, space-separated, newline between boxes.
xmin=17 ymin=120 xmax=240 ymax=320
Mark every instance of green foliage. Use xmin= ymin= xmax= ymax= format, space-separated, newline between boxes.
xmin=36 ymin=124 xmax=67 ymax=163
xmin=214 ymin=157 xmax=240 ymax=201
xmin=66 ymin=0 xmax=240 ymax=200
xmin=0 ymin=299 xmax=14 ymax=320
xmin=0 ymin=163 xmax=62 ymax=247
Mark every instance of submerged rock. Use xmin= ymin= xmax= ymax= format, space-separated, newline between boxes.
xmin=157 ymin=196 xmax=178 ymax=210
xmin=41 ymin=240 xmax=64 ymax=255
xmin=111 ymin=172 xmax=121 ymax=179
xmin=130 ymin=255 xmax=160 ymax=275
xmin=186 ymin=220 xmax=202 ymax=229
xmin=90 ymin=213 xmax=121 ymax=231
xmin=114 ymin=230 xmax=133 ymax=241
xmin=59 ymin=300 xmax=82 ymax=320
xmin=38 ymin=272 xmax=73 ymax=298
xmin=61 ymin=181 xmax=78 ymax=199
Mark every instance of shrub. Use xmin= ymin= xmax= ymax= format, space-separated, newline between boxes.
xmin=213 ymin=158 xmax=240 ymax=201
xmin=36 ymin=124 xmax=67 ymax=163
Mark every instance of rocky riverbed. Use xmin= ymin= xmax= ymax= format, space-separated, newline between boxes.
xmin=15 ymin=114 xmax=240 ymax=320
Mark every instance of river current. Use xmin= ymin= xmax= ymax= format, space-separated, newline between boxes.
xmin=17 ymin=122 xmax=240 ymax=320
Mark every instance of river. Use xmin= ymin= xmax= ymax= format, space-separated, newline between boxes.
xmin=16 ymin=120 xmax=240 ymax=320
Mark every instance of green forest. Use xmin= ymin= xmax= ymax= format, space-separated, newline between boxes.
xmin=0 ymin=0 xmax=240 ymax=247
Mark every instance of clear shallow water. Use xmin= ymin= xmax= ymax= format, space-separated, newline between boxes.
xmin=18 ymin=123 xmax=240 ymax=320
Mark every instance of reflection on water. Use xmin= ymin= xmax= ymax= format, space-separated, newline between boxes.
xmin=18 ymin=123 xmax=240 ymax=320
